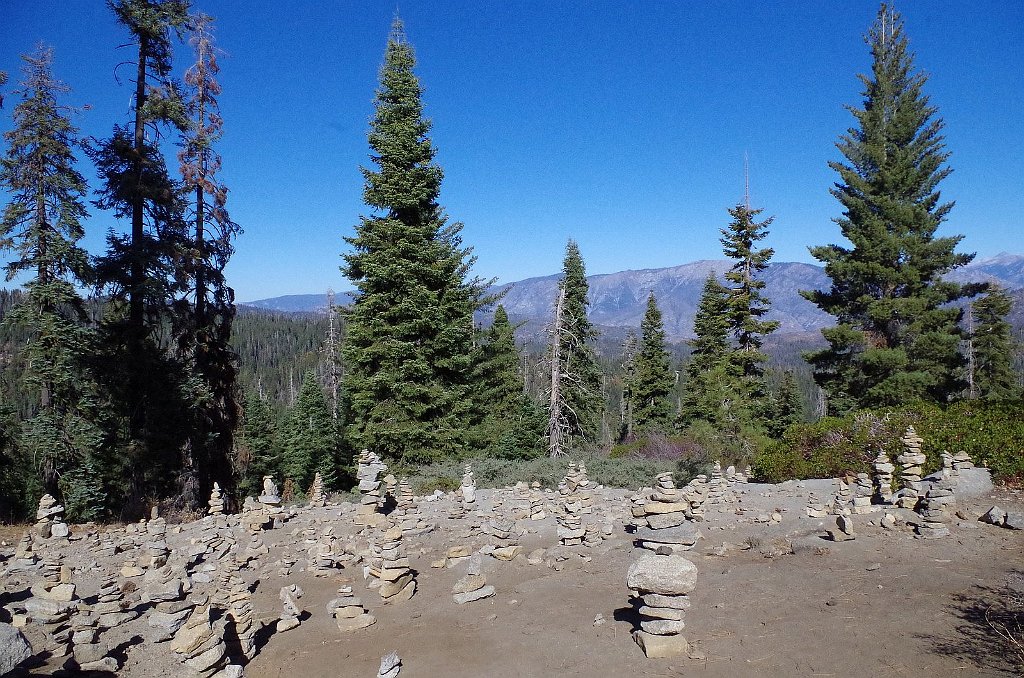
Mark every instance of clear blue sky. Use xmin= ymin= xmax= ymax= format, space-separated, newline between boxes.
xmin=2 ymin=1 xmax=1022 ymax=301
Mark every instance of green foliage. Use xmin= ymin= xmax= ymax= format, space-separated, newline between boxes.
xmin=625 ymin=293 xmax=674 ymax=435
xmin=60 ymin=456 xmax=108 ymax=522
xmin=342 ymin=18 xmax=487 ymax=464
xmin=803 ymin=6 xmax=979 ymax=414
xmin=281 ymin=372 xmax=339 ymax=492
xmin=969 ymin=285 xmax=1018 ymax=400
xmin=233 ymin=390 xmax=280 ymax=497
xmin=768 ymin=370 xmax=805 ymax=437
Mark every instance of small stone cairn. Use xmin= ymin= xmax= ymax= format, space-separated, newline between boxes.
xmin=12 ymin=531 xmax=37 ymax=569
xmin=328 ymin=585 xmax=376 ymax=631
xmin=459 ymin=464 xmax=477 ymax=508
xmin=36 ymin=493 xmax=69 ymax=539
xmin=170 ymin=595 xmax=234 ymax=677
xmin=915 ymin=474 xmax=955 ymax=539
xmin=356 ymin=450 xmax=388 ymax=526
xmin=805 ymin=493 xmax=827 ymax=519
xmin=92 ymin=573 xmax=140 ymax=629
xmin=681 ymin=476 xmax=709 ymax=521
xmin=827 ymin=514 xmax=856 ymax=542
xmin=258 ymin=475 xmax=284 ymax=525
xmin=896 ymin=426 xmax=927 ymax=508
xmin=872 ymin=451 xmax=895 ymax=504
xmin=626 ymin=552 xmax=697 ymax=658
xmin=562 ymin=462 xmax=593 ymax=513
xmin=308 ymin=472 xmax=326 ymax=508
xmin=705 ymin=462 xmax=735 ymax=508
xmin=828 ymin=476 xmax=854 ymax=515
xmin=307 ymin=526 xmax=338 ymax=575
xmin=631 ymin=472 xmax=701 ymax=553
xmin=485 ymin=517 xmax=522 ymax=561
xmin=952 ymin=450 xmax=974 ymax=472
xmin=278 ymin=584 xmax=304 ymax=632
xmin=207 ymin=483 xmax=226 ymax=516
xmin=452 ymin=555 xmax=495 ymax=604
xmin=25 ymin=557 xmax=77 ymax=656
xmin=376 ymin=526 xmax=416 ymax=603
xmin=851 ymin=472 xmax=875 ymax=514
xmin=557 ymin=496 xmax=585 ymax=546
xmin=223 ymin=575 xmax=256 ymax=661
xmin=378 ymin=651 xmax=402 ymax=678
xmin=528 ymin=489 xmax=547 ymax=520
xmin=70 ymin=608 xmax=116 ymax=672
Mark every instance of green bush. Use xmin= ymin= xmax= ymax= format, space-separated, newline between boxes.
xmin=752 ymin=399 xmax=1024 ymax=483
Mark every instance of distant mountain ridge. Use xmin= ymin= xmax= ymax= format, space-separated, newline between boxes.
xmin=239 ymin=253 xmax=1024 ymax=342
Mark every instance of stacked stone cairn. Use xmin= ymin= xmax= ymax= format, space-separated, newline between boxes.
xmin=452 ymin=555 xmax=495 ymax=604
xmin=557 ymin=497 xmax=585 ymax=546
xmin=170 ymin=595 xmax=235 ymax=677
xmin=307 ymin=526 xmax=338 ymax=575
xmin=626 ymin=552 xmax=697 ymax=658
xmin=895 ymin=427 xmax=927 ymax=508
xmin=393 ymin=478 xmax=432 ymax=536
xmin=952 ymin=450 xmax=974 ymax=472
xmin=70 ymin=607 xmax=119 ymax=672
xmin=705 ymin=462 xmax=735 ymax=508
xmin=940 ymin=451 xmax=956 ymax=478
xmin=278 ymin=584 xmax=304 ymax=632
xmin=223 ymin=575 xmax=256 ymax=661
xmin=308 ymin=471 xmax=326 ymax=508
xmin=36 ymin=493 xmax=69 ymax=539
xmin=828 ymin=476 xmax=854 ymax=515
xmin=851 ymin=472 xmax=875 ymax=514
xmin=12 ymin=531 xmax=37 ymax=569
xmin=356 ymin=449 xmax=387 ymax=526
xmin=485 ymin=517 xmax=522 ymax=561
xmin=681 ymin=476 xmax=709 ymax=521
xmin=528 ymin=490 xmax=547 ymax=520
xmin=631 ymin=472 xmax=701 ymax=553
xmin=25 ymin=557 xmax=77 ymax=656
xmin=827 ymin=514 xmax=856 ymax=542
xmin=378 ymin=651 xmax=402 ymax=678
xmin=258 ymin=476 xmax=284 ymax=526
xmin=376 ymin=526 xmax=416 ymax=603
xmin=460 ymin=464 xmax=477 ymax=508
xmin=207 ymin=483 xmax=226 ymax=516
xmin=92 ymin=573 xmax=140 ymax=629
xmin=328 ymin=585 xmax=376 ymax=631
xmin=872 ymin=451 xmax=895 ymax=504
xmin=562 ymin=462 xmax=593 ymax=513
xmin=915 ymin=474 xmax=955 ymax=539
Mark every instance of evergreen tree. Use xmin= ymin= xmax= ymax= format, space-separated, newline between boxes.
xmin=0 ymin=46 xmax=103 ymax=498
xmin=546 ymin=240 xmax=602 ymax=456
xmin=802 ymin=5 xmax=979 ymax=415
xmin=968 ymin=284 xmax=1017 ymax=400
xmin=677 ymin=272 xmax=734 ymax=428
xmin=769 ymin=370 xmax=804 ymax=437
xmin=281 ymin=372 xmax=337 ymax=493
xmin=628 ymin=293 xmax=674 ymax=434
xmin=234 ymin=391 xmax=280 ymax=498
xmin=619 ymin=329 xmax=639 ymax=441
xmin=341 ymin=19 xmax=487 ymax=463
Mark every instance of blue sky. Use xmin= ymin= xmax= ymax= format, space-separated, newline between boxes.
xmin=2 ymin=1 xmax=1022 ymax=301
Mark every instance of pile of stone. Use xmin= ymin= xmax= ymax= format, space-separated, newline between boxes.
xmin=915 ymin=475 xmax=954 ymax=539
xmin=459 ymin=464 xmax=476 ymax=507
xmin=70 ymin=609 xmax=116 ymax=671
xmin=895 ymin=426 xmax=927 ymax=508
xmin=851 ymin=473 xmax=875 ymax=514
xmin=484 ymin=518 xmax=522 ymax=561
xmin=630 ymin=473 xmax=700 ymax=553
xmin=528 ymin=491 xmax=547 ymax=521
xmin=378 ymin=651 xmax=402 ymax=678
xmin=626 ymin=552 xmax=697 ymax=658
xmin=952 ymin=450 xmax=974 ymax=472
xmin=328 ymin=585 xmax=377 ymax=631
xmin=980 ymin=506 xmax=1024 ymax=531
xmin=308 ymin=471 xmax=326 ymax=508
xmin=705 ymin=462 xmax=735 ymax=507
xmin=207 ymin=483 xmax=226 ymax=516
xmin=872 ymin=451 xmax=895 ymax=504
xmin=681 ymin=476 xmax=709 ymax=521
xmin=36 ymin=493 xmax=69 ymax=539
xmin=393 ymin=478 xmax=432 ymax=536
xmin=828 ymin=476 xmax=854 ymax=515
xmin=355 ymin=449 xmax=387 ymax=526
xmin=144 ymin=516 xmax=170 ymax=570
xmin=940 ymin=451 xmax=956 ymax=478
xmin=11 ymin=531 xmax=37 ymax=569
xmin=805 ymin=493 xmax=827 ymax=519
xmin=827 ymin=515 xmax=856 ymax=542
xmin=23 ymin=556 xmax=77 ymax=656
xmin=170 ymin=595 xmax=234 ymax=677
xmin=557 ymin=498 xmax=585 ymax=546
xmin=376 ymin=526 xmax=416 ymax=603
xmin=223 ymin=575 xmax=256 ymax=661
xmin=307 ymin=526 xmax=338 ymax=575
xmin=258 ymin=476 xmax=284 ymax=526
xmin=452 ymin=556 xmax=495 ymax=604
xmin=278 ymin=584 xmax=304 ymax=632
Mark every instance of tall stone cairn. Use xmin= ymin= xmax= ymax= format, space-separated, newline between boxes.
xmin=915 ymin=474 xmax=956 ymax=539
xmin=872 ymin=451 xmax=895 ymax=504
xmin=460 ymin=464 xmax=476 ymax=507
xmin=356 ymin=449 xmax=387 ymax=526
xmin=308 ymin=472 xmax=326 ymax=508
xmin=630 ymin=472 xmax=701 ymax=553
xmin=851 ymin=473 xmax=875 ymax=514
xmin=170 ymin=596 xmax=232 ymax=677
xmin=376 ymin=526 xmax=416 ymax=603
xmin=626 ymin=553 xmax=696 ymax=658
xmin=207 ymin=483 xmax=225 ymax=516
xmin=36 ymin=493 xmax=68 ymax=539
xmin=896 ymin=427 xmax=927 ymax=508
xmin=223 ymin=575 xmax=256 ymax=660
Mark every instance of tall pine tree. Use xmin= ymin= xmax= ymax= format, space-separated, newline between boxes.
xmin=281 ymin=372 xmax=337 ymax=493
xmin=627 ymin=292 xmax=673 ymax=434
xmin=341 ymin=19 xmax=487 ymax=463
xmin=968 ymin=285 xmax=1017 ymax=400
xmin=0 ymin=46 xmax=103 ymax=502
xmin=802 ymin=5 xmax=979 ymax=415
xmin=546 ymin=240 xmax=602 ymax=456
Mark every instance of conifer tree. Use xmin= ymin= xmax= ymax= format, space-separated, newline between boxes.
xmin=619 ymin=329 xmax=639 ymax=440
xmin=769 ymin=370 xmax=804 ymax=437
xmin=546 ymin=240 xmax=602 ymax=456
xmin=628 ymin=293 xmax=674 ymax=434
xmin=281 ymin=372 xmax=337 ymax=493
xmin=234 ymin=391 xmax=280 ymax=498
xmin=802 ymin=5 xmax=979 ymax=415
xmin=677 ymin=272 xmax=736 ymax=428
xmin=0 ymin=46 xmax=103 ymax=498
xmin=968 ymin=285 xmax=1017 ymax=400
xmin=341 ymin=19 xmax=487 ymax=463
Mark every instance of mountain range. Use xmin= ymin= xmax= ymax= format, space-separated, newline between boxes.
xmin=240 ymin=253 xmax=1024 ymax=343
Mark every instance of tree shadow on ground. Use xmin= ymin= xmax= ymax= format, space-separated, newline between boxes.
xmin=919 ymin=570 xmax=1024 ymax=676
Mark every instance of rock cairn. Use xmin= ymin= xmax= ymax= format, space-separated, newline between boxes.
xmin=308 ymin=472 xmax=326 ymax=508
xmin=307 ymin=526 xmax=338 ymax=575
xmin=851 ymin=473 xmax=875 ymax=514
xmin=827 ymin=514 xmax=856 ymax=542
xmin=896 ymin=426 xmax=927 ymax=508
xmin=915 ymin=475 xmax=955 ymax=539
xmin=378 ymin=651 xmax=402 ymax=678
xmin=682 ymin=476 xmax=709 ymax=521
xmin=70 ymin=609 xmax=116 ymax=672
xmin=952 ymin=450 xmax=974 ymax=472
xmin=805 ymin=493 xmax=827 ymax=518
xmin=329 ymin=585 xmax=376 ymax=631
xmin=626 ymin=552 xmax=697 ymax=658
xmin=258 ymin=476 xmax=284 ymax=525
xmin=705 ymin=462 xmax=735 ymax=508
xmin=93 ymin=574 xmax=140 ymax=630
xmin=12 ymin=531 xmax=37 ymax=568
xmin=223 ymin=575 xmax=256 ymax=661
xmin=828 ymin=476 xmax=854 ymax=515
xmin=459 ymin=464 xmax=477 ymax=507
xmin=940 ymin=451 xmax=956 ymax=478
xmin=376 ymin=526 xmax=416 ymax=603
xmin=278 ymin=584 xmax=304 ymax=632
xmin=36 ymin=493 xmax=69 ymax=539
xmin=207 ymin=483 xmax=226 ymax=516
xmin=452 ymin=555 xmax=495 ymax=604
xmin=630 ymin=473 xmax=701 ymax=553
xmin=356 ymin=449 xmax=387 ymax=526
xmin=528 ymin=490 xmax=546 ymax=520
xmin=25 ymin=557 xmax=77 ymax=656
xmin=170 ymin=596 xmax=232 ymax=677
xmin=485 ymin=518 xmax=522 ymax=561
xmin=872 ymin=451 xmax=895 ymax=504
xmin=557 ymin=497 xmax=585 ymax=546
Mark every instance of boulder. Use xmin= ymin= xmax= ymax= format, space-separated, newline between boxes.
xmin=0 ymin=623 xmax=32 ymax=675
xmin=626 ymin=554 xmax=698 ymax=596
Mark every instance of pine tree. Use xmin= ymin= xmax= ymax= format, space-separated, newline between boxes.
xmin=968 ymin=285 xmax=1017 ymax=400
xmin=234 ymin=391 xmax=280 ymax=498
xmin=769 ymin=370 xmax=804 ymax=437
xmin=619 ymin=329 xmax=639 ymax=441
xmin=177 ymin=12 xmax=241 ymax=499
xmin=677 ymin=272 xmax=737 ymax=428
xmin=341 ymin=18 xmax=487 ymax=463
xmin=628 ymin=293 xmax=674 ymax=434
xmin=802 ymin=5 xmax=979 ymax=415
xmin=281 ymin=372 xmax=337 ymax=493
xmin=546 ymin=240 xmax=602 ymax=456
xmin=0 ymin=46 xmax=103 ymax=498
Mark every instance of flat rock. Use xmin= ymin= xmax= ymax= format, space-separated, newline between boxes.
xmin=452 ymin=574 xmax=487 ymax=595
xmin=0 ymin=622 xmax=32 ymax=675
xmin=626 ymin=553 xmax=698 ymax=596
xmin=640 ymin=618 xmax=686 ymax=634
xmin=633 ymin=630 xmax=689 ymax=658
xmin=633 ymin=524 xmax=701 ymax=545
xmin=336 ymin=613 xmax=376 ymax=632
xmin=453 ymin=584 xmax=495 ymax=605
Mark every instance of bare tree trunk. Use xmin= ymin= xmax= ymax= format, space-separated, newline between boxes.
xmin=326 ymin=289 xmax=339 ymax=418
xmin=548 ymin=286 xmax=565 ymax=458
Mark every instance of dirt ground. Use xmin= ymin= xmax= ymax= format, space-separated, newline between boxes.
xmin=3 ymin=478 xmax=1023 ymax=678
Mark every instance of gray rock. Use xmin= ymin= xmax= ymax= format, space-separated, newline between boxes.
xmin=453 ymin=584 xmax=495 ymax=605
xmin=981 ymin=506 xmax=1007 ymax=526
xmin=1005 ymin=512 xmax=1024 ymax=530
xmin=626 ymin=553 xmax=698 ymax=596
xmin=640 ymin=617 xmax=686 ymax=634
xmin=633 ymin=524 xmax=701 ymax=545
xmin=0 ymin=623 xmax=32 ymax=675
xmin=955 ymin=467 xmax=994 ymax=498
xmin=378 ymin=650 xmax=401 ymax=678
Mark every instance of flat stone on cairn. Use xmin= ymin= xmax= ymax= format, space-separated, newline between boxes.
xmin=207 ymin=483 xmax=225 ymax=516
xmin=872 ymin=451 xmax=895 ymax=504
xmin=328 ymin=586 xmax=376 ymax=631
xmin=626 ymin=553 xmax=697 ymax=658
xmin=277 ymin=584 xmax=304 ymax=632
xmin=896 ymin=426 xmax=927 ymax=508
